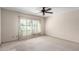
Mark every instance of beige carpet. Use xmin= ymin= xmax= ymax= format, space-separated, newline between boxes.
xmin=0 ymin=36 xmax=79 ymax=51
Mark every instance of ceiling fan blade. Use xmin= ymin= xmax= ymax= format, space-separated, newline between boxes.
xmin=34 ymin=11 xmax=41 ymax=14
xmin=46 ymin=8 xmax=52 ymax=11
xmin=46 ymin=12 xmax=53 ymax=14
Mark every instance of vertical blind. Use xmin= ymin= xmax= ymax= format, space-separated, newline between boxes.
xmin=19 ymin=17 xmax=41 ymax=37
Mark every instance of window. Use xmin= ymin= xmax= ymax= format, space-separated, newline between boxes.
xmin=32 ymin=20 xmax=41 ymax=34
xmin=19 ymin=17 xmax=41 ymax=36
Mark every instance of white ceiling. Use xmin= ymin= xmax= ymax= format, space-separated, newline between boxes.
xmin=2 ymin=7 xmax=79 ymax=17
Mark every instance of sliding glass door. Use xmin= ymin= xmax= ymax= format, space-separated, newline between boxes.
xmin=18 ymin=17 xmax=41 ymax=40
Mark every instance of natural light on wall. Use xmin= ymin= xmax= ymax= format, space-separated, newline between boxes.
xmin=19 ymin=17 xmax=41 ymax=37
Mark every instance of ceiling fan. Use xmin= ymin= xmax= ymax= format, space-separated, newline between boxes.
xmin=41 ymin=7 xmax=53 ymax=15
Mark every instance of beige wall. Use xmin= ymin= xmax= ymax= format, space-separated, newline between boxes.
xmin=0 ymin=8 xmax=1 ymax=44
xmin=1 ymin=8 xmax=45 ymax=43
xmin=46 ymin=10 xmax=79 ymax=43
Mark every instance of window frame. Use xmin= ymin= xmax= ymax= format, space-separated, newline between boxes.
xmin=18 ymin=16 xmax=42 ymax=37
